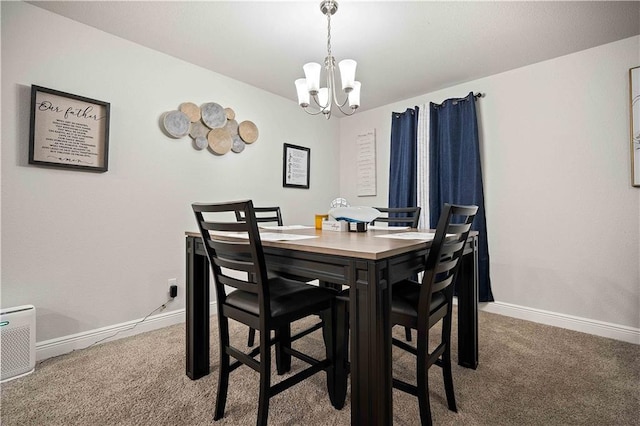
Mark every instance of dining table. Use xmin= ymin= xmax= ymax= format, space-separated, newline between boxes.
xmin=185 ymin=226 xmax=479 ymax=425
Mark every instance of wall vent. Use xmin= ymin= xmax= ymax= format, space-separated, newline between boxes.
xmin=1 ymin=305 xmax=36 ymax=383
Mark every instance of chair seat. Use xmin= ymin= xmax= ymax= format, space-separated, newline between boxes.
xmin=226 ymin=277 xmax=335 ymax=321
xmin=391 ymin=280 xmax=446 ymax=318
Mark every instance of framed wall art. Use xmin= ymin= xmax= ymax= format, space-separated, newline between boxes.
xmin=630 ymin=66 xmax=640 ymax=187
xmin=283 ymin=143 xmax=310 ymax=189
xmin=29 ymin=85 xmax=110 ymax=172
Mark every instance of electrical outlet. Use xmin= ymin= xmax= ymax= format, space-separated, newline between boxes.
xmin=168 ymin=278 xmax=178 ymax=298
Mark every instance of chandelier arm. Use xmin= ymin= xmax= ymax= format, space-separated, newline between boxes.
xmin=331 ymin=84 xmax=350 ymax=108
xmin=326 ymin=59 xmax=334 ymax=110
xmin=301 ymin=106 xmax=327 ymax=116
xmin=310 ymin=92 xmax=330 ymax=112
xmin=335 ymin=104 xmax=357 ymax=116
xmin=328 ymin=58 xmax=347 ymax=108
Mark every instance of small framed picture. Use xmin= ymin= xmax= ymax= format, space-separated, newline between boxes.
xmin=630 ymin=67 xmax=640 ymax=187
xmin=29 ymin=85 xmax=110 ymax=172
xmin=283 ymin=143 xmax=310 ymax=189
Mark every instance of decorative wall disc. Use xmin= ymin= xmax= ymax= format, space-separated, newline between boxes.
xmin=208 ymin=128 xmax=232 ymax=154
xmin=201 ymin=102 xmax=226 ymax=129
xmin=194 ymin=136 xmax=208 ymax=150
xmin=231 ymin=135 xmax=245 ymax=153
xmin=189 ymin=121 xmax=209 ymax=139
xmin=162 ymin=110 xmax=190 ymax=138
xmin=238 ymin=120 xmax=259 ymax=143
xmin=180 ymin=102 xmax=201 ymax=122
xmin=224 ymin=119 xmax=239 ymax=136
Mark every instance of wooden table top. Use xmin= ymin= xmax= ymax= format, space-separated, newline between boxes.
xmin=186 ymin=227 xmax=439 ymax=261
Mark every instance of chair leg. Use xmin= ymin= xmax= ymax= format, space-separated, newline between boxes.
xmin=214 ymin=318 xmax=231 ymax=421
xmin=442 ymin=354 xmax=457 ymax=412
xmin=405 ymin=326 xmax=412 ymax=341
xmin=257 ymin=332 xmax=271 ymax=426
xmin=247 ymin=327 xmax=256 ymax=346
xmin=275 ymin=326 xmax=292 ymax=375
xmin=442 ymin=315 xmax=457 ymax=412
xmin=416 ymin=331 xmax=433 ymax=426
xmin=321 ymin=302 xmax=348 ymax=409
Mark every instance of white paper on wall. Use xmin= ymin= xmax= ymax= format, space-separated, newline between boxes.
xmin=356 ymin=129 xmax=376 ymax=196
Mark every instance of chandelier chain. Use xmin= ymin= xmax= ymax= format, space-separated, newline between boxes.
xmin=326 ymin=9 xmax=332 ymax=58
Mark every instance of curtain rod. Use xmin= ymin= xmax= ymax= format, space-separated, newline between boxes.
xmin=431 ymin=92 xmax=483 ymax=108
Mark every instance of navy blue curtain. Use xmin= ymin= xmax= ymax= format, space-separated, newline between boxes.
xmin=389 ymin=107 xmax=419 ymax=217
xmin=429 ymin=93 xmax=494 ymax=302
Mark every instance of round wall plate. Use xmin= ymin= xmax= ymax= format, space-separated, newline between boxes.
xmin=201 ymin=102 xmax=226 ymax=129
xmin=189 ymin=121 xmax=209 ymax=139
xmin=238 ymin=120 xmax=259 ymax=143
xmin=194 ymin=136 xmax=208 ymax=150
xmin=231 ymin=135 xmax=245 ymax=153
xmin=225 ymin=119 xmax=239 ymax=136
xmin=162 ymin=110 xmax=190 ymax=138
xmin=207 ymin=128 xmax=232 ymax=154
xmin=180 ymin=102 xmax=201 ymax=122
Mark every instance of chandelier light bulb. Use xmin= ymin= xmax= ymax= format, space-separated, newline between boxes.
xmin=338 ymin=59 xmax=357 ymax=92
xmin=348 ymin=81 xmax=361 ymax=108
xmin=295 ymin=79 xmax=310 ymax=107
xmin=303 ymin=63 xmax=322 ymax=95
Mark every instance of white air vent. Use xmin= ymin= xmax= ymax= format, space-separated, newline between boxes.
xmin=1 ymin=305 xmax=36 ymax=383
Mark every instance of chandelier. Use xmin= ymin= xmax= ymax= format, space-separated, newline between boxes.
xmin=294 ymin=0 xmax=361 ymax=119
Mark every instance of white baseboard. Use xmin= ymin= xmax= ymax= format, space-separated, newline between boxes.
xmin=477 ymin=300 xmax=640 ymax=345
xmin=37 ymin=299 xmax=638 ymax=362
xmin=36 ymin=307 xmax=187 ymax=361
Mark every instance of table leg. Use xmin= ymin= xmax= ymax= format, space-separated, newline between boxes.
xmin=186 ymin=236 xmax=211 ymax=379
xmin=457 ymin=235 xmax=479 ymax=369
xmin=349 ymin=260 xmax=392 ymax=425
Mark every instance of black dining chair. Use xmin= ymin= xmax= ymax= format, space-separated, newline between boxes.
xmin=193 ymin=200 xmax=345 ymax=425
xmin=371 ymin=206 xmax=421 ymax=228
xmin=235 ymin=206 xmax=283 ymax=226
xmin=235 ymin=206 xmax=324 ymax=347
xmin=235 ymin=206 xmax=283 ymax=347
xmin=391 ymin=203 xmax=477 ymax=426
xmin=373 ymin=206 xmax=422 ymax=341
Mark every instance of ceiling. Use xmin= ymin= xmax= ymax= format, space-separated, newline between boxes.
xmin=27 ymin=1 xmax=640 ymax=114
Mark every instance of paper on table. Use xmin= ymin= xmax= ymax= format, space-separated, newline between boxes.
xmin=208 ymin=230 xmax=318 ymax=241
xmin=259 ymin=225 xmax=315 ymax=230
xmin=209 ymin=230 xmax=244 ymax=237
xmin=375 ymin=232 xmax=436 ymax=240
xmin=367 ymin=225 xmax=410 ymax=231
xmin=258 ymin=233 xmax=318 ymax=241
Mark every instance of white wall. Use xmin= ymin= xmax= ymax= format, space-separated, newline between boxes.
xmin=340 ymin=36 xmax=640 ymax=332
xmin=1 ymin=2 xmax=340 ymax=342
xmin=2 ymin=2 xmax=637 ymax=349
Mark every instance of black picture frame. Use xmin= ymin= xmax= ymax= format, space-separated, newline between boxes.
xmin=630 ymin=66 xmax=640 ymax=187
xmin=29 ymin=85 xmax=110 ymax=173
xmin=283 ymin=143 xmax=310 ymax=189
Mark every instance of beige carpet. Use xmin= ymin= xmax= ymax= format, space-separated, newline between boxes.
xmin=1 ymin=309 xmax=638 ymax=425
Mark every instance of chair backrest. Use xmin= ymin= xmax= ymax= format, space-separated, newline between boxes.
xmin=235 ymin=206 xmax=283 ymax=226
xmin=372 ymin=206 xmax=421 ymax=228
xmin=418 ymin=204 xmax=477 ymax=320
xmin=193 ymin=200 xmax=271 ymax=316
